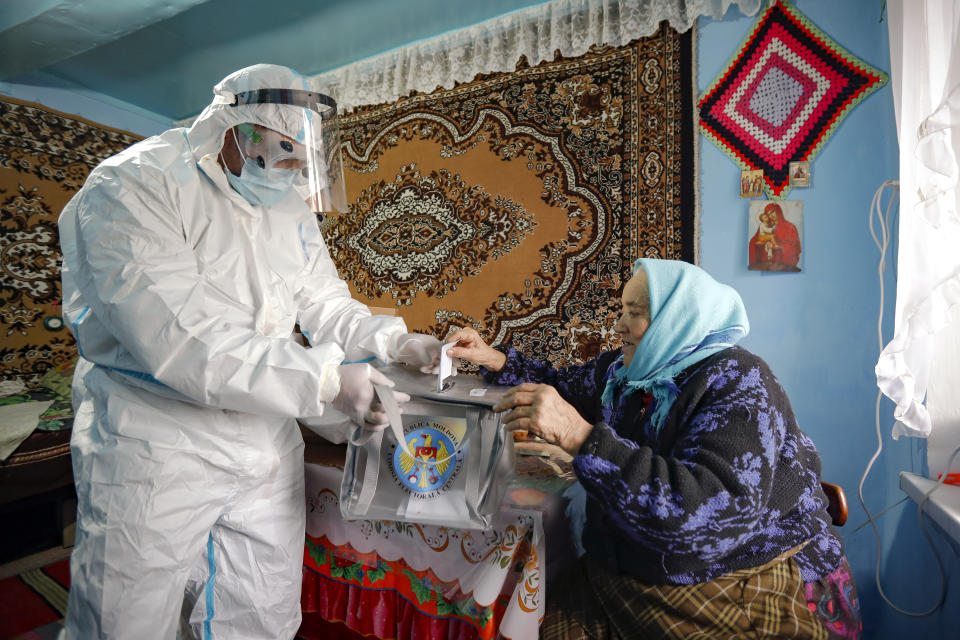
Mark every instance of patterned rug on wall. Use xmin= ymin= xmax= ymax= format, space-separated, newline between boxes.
xmin=326 ymin=23 xmax=697 ymax=366
xmin=0 ymin=96 xmax=142 ymax=386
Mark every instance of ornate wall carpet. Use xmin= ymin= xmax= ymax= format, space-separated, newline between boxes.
xmin=326 ymin=23 xmax=697 ymax=366
xmin=0 ymin=95 xmax=142 ymax=385
xmin=698 ymin=0 xmax=887 ymax=198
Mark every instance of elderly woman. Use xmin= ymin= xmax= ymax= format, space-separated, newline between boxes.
xmin=446 ymin=258 xmax=860 ymax=639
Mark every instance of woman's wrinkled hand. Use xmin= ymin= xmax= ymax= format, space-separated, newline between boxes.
xmin=493 ymin=383 xmax=593 ymax=455
xmin=444 ymin=327 xmax=507 ymax=372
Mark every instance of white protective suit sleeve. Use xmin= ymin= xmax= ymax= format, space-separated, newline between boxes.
xmin=292 ymin=218 xmax=407 ymax=365
xmin=62 ymin=165 xmax=345 ymax=418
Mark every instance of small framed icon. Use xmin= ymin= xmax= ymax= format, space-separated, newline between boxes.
xmin=740 ymin=169 xmax=764 ymax=198
xmin=788 ymin=161 xmax=810 ymax=187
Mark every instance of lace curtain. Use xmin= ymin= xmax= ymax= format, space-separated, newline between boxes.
xmin=877 ymin=0 xmax=960 ymax=439
xmin=309 ymin=0 xmax=761 ymax=112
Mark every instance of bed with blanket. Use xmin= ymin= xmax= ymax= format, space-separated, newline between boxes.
xmin=0 ymin=364 xmax=75 ymax=505
xmin=0 ymin=364 xmax=77 ymax=562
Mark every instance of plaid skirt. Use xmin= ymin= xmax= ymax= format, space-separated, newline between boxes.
xmin=541 ymin=547 xmax=860 ymax=640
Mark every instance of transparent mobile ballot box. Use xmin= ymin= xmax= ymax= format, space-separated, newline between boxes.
xmin=339 ymin=365 xmax=515 ymax=530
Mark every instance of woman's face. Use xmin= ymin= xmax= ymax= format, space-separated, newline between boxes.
xmin=613 ymin=269 xmax=651 ymax=367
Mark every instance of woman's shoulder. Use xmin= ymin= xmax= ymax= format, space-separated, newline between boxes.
xmin=690 ymin=344 xmax=766 ymax=369
xmin=720 ymin=345 xmax=769 ymax=367
xmin=675 ymin=347 xmax=793 ymax=416
xmin=679 ymin=345 xmax=776 ymax=387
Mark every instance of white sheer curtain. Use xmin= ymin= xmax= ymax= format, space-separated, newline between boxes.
xmin=877 ymin=0 xmax=960 ymax=439
xmin=309 ymin=0 xmax=761 ymax=112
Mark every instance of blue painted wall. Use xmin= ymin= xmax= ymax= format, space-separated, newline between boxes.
xmin=699 ymin=1 xmax=960 ymax=636
xmin=0 ymin=75 xmax=171 ymax=138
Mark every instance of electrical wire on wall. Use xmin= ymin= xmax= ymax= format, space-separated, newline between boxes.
xmin=855 ymin=178 xmax=958 ymax=616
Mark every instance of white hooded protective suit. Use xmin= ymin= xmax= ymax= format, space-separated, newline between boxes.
xmin=58 ymin=64 xmax=406 ymax=639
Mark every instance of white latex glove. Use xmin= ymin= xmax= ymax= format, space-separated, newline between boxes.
xmin=333 ymin=363 xmax=410 ymax=429
xmin=388 ymin=332 xmax=443 ymax=373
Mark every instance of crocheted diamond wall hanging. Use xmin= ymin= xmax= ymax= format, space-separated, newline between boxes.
xmin=699 ymin=0 xmax=888 ymax=198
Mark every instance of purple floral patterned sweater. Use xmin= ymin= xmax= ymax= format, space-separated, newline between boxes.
xmin=484 ymin=345 xmax=844 ymax=585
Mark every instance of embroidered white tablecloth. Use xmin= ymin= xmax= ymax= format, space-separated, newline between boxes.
xmin=302 ymin=442 xmax=575 ymax=640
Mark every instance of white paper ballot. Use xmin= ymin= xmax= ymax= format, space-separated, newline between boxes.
xmin=439 ymin=342 xmax=456 ymax=391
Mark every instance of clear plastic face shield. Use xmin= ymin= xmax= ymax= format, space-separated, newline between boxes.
xmin=229 ymin=89 xmax=347 ymax=216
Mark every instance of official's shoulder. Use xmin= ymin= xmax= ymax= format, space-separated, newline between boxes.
xmin=94 ymin=127 xmax=192 ymax=178
xmin=67 ymin=127 xmax=196 ymax=216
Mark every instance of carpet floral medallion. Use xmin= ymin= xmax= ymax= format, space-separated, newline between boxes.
xmin=326 ymin=23 xmax=697 ymax=366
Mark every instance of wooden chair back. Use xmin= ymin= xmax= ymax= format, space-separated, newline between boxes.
xmin=820 ymin=481 xmax=848 ymax=526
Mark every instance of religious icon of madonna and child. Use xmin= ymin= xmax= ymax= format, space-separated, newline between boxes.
xmin=748 ymin=201 xmax=802 ymax=272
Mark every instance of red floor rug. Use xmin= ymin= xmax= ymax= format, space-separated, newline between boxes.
xmin=0 ymin=559 xmax=69 ymax=640
xmin=0 ymin=557 xmax=365 ymax=640
xmin=0 ymin=558 xmax=377 ymax=639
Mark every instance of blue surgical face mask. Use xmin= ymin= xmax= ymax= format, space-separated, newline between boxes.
xmin=226 ymin=157 xmax=297 ymax=207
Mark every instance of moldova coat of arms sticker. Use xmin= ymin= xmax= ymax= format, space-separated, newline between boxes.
xmin=388 ymin=416 xmax=466 ymax=499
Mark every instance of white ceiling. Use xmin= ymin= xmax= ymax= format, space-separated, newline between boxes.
xmin=0 ymin=0 xmax=548 ymax=121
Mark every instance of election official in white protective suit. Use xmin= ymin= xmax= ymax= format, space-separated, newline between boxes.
xmin=57 ymin=63 xmax=441 ymax=639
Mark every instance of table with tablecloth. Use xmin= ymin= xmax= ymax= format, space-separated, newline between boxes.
xmin=299 ymin=440 xmax=576 ymax=640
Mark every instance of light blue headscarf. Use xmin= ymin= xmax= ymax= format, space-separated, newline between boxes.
xmin=601 ymin=258 xmax=750 ymax=431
